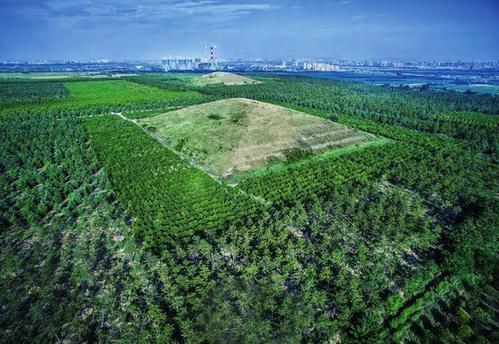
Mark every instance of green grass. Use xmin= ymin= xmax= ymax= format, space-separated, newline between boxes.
xmin=139 ymin=98 xmax=377 ymax=179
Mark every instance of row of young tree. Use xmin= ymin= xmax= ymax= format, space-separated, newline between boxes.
xmin=0 ymin=112 xmax=181 ymax=342
xmin=84 ymin=76 xmax=498 ymax=341
xmin=81 ymin=112 xmax=496 ymax=341
xmin=83 ymin=116 xmax=265 ymax=255
xmin=1 ymin=95 xmax=216 ymax=117
xmin=0 ymin=81 xmax=69 ymax=106
xmin=203 ymin=76 xmax=499 ymax=115
xmin=1 ymin=76 xmax=496 ymax=342
xmin=234 ymin=135 xmax=496 ymax=328
xmin=0 ymin=79 xmax=216 ymax=118
xmin=167 ymin=75 xmax=497 ymax=341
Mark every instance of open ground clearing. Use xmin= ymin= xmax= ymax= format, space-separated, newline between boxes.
xmin=139 ymin=98 xmax=377 ymax=179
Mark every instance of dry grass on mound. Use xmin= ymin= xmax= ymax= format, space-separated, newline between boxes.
xmin=139 ymin=98 xmax=376 ymax=178
xmin=194 ymin=72 xmax=261 ymax=86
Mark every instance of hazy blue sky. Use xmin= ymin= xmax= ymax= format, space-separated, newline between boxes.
xmin=1 ymin=0 xmax=498 ymax=60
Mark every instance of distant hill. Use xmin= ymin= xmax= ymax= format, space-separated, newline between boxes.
xmin=194 ymin=72 xmax=261 ymax=86
xmin=139 ymin=98 xmax=377 ymax=179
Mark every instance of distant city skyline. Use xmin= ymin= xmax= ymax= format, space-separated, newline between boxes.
xmin=1 ymin=0 xmax=498 ymax=61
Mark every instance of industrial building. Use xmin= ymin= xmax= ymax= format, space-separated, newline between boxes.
xmin=161 ymin=46 xmax=218 ymax=71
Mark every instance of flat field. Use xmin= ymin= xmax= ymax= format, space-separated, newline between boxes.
xmin=139 ymin=98 xmax=378 ymax=178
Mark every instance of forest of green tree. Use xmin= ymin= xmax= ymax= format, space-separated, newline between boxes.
xmin=0 ymin=75 xmax=497 ymax=343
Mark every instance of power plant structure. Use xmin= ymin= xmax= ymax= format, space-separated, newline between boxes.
xmin=207 ymin=45 xmax=218 ymax=69
xmin=162 ymin=59 xmax=194 ymax=71
xmin=161 ymin=45 xmax=219 ymax=71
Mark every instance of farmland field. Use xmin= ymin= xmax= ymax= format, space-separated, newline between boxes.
xmin=1 ymin=72 xmax=497 ymax=343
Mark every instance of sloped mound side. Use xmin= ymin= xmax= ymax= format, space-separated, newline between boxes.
xmin=195 ymin=72 xmax=261 ymax=85
xmin=139 ymin=98 xmax=376 ymax=178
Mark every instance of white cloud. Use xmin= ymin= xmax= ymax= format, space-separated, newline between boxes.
xmin=14 ymin=0 xmax=277 ymax=26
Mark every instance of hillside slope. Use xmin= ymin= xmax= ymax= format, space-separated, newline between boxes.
xmin=139 ymin=98 xmax=376 ymax=178
xmin=194 ymin=72 xmax=260 ymax=85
